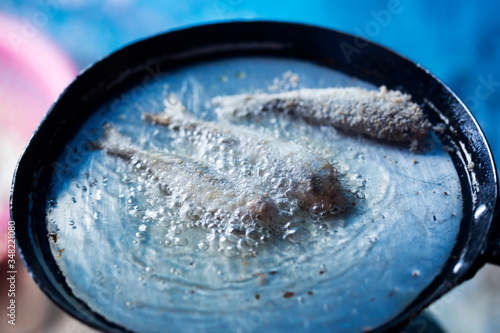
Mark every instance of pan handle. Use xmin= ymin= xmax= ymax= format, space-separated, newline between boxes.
xmin=486 ymin=198 xmax=500 ymax=265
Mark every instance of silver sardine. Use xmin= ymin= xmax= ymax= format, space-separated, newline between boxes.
xmin=97 ymin=126 xmax=279 ymax=228
xmin=212 ymin=86 xmax=431 ymax=143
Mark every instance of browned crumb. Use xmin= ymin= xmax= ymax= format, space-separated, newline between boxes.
xmin=58 ymin=248 xmax=65 ymax=258
xmin=255 ymin=293 xmax=260 ymax=300
xmin=444 ymin=192 xmax=448 ymax=196
xmin=49 ymin=232 xmax=58 ymax=243
xmin=412 ymin=158 xmax=418 ymax=164
xmin=284 ymin=292 xmax=295 ymax=299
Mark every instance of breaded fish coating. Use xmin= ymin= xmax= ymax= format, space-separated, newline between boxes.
xmin=212 ymin=86 xmax=430 ymax=143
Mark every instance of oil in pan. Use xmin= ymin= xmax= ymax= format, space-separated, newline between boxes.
xmin=44 ymin=57 xmax=463 ymax=332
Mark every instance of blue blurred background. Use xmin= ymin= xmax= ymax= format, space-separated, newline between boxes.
xmin=2 ymin=0 xmax=499 ymax=159
xmin=1 ymin=1 xmax=499 ymax=332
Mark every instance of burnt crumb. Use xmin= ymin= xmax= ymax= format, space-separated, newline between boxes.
xmin=191 ymin=290 xmax=195 ymax=294
xmin=284 ymin=292 xmax=295 ymax=299
xmin=189 ymin=262 xmax=194 ymax=266
xmin=269 ymin=270 xmax=277 ymax=275
xmin=307 ymin=291 xmax=314 ymax=296
xmin=433 ymin=216 xmax=437 ymax=221
xmin=49 ymin=232 xmax=58 ymax=243
xmin=255 ymin=293 xmax=260 ymax=300
xmin=388 ymin=290 xmax=396 ymax=298
xmin=444 ymin=192 xmax=448 ymax=196
xmin=310 ymin=175 xmax=323 ymax=195
xmin=319 ymin=270 xmax=325 ymax=275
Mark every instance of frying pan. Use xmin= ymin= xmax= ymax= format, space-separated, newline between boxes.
xmin=11 ymin=21 xmax=500 ymax=332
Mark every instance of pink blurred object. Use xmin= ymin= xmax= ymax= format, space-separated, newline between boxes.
xmin=0 ymin=11 xmax=78 ymax=135
xmin=0 ymin=12 xmax=78 ymax=262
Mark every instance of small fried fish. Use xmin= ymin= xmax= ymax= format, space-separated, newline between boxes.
xmin=212 ymin=86 xmax=431 ymax=143
xmin=97 ymin=126 xmax=279 ymax=228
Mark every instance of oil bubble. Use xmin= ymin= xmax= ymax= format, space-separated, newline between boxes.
xmin=284 ymin=227 xmax=311 ymax=244
xmin=175 ymin=237 xmax=188 ymax=247
xmin=224 ymin=244 xmax=240 ymax=257
xmin=356 ymin=192 xmax=365 ymax=199
xmin=198 ymin=240 xmax=209 ymax=251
